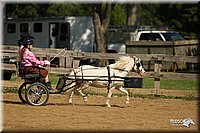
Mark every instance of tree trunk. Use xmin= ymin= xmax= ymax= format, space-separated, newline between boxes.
xmin=126 ymin=4 xmax=140 ymax=25
xmin=93 ymin=4 xmax=113 ymax=66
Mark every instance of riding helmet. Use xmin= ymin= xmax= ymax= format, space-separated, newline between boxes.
xmin=21 ymin=36 xmax=34 ymax=48
xmin=18 ymin=33 xmax=34 ymax=47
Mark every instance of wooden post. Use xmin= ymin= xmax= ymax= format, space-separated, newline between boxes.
xmin=154 ymin=60 xmax=162 ymax=94
xmin=172 ymin=40 xmax=176 ymax=72
xmin=72 ymin=57 xmax=80 ymax=69
xmin=147 ymin=47 xmax=151 ymax=71
xmin=59 ymin=57 xmax=65 ymax=68
xmin=66 ymin=57 xmax=73 ymax=68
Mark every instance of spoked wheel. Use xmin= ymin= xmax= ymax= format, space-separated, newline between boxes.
xmin=25 ymin=83 xmax=49 ymax=106
xmin=18 ymin=82 xmax=30 ymax=103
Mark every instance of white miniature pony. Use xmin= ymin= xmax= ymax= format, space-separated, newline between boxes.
xmin=67 ymin=56 xmax=145 ymax=107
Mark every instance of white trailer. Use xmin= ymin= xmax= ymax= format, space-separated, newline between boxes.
xmin=3 ymin=16 xmax=96 ymax=52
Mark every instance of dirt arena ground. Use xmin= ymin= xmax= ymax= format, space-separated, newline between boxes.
xmin=2 ymin=93 xmax=199 ymax=132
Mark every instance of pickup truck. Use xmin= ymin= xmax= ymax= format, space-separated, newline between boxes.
xmin=106 ymin=25 xmax=185 ymax=54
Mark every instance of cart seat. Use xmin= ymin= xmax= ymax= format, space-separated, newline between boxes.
xmin=22 ymin=74 xmax=40 ymax=79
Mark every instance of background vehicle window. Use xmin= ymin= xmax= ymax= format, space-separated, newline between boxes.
xmin=162 ymin=33 xmax=185 ymax=41
xmin=139 ymin=33 xmax=149 ymax=40
xmin=34 ymin=23 xmax=42 ymax=33
xmin=7 ymin=24 xmax=16 ymax=33
xmin=139 ymin=33 xmax=163 ymax=41
xmin=20 ymin=23 xmax=28 ymax=33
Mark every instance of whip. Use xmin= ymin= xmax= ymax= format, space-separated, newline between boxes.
xmin=50 ymin=47 xmax=67 ymax=62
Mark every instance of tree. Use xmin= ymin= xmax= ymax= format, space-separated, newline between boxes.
xmin=92 ymin=3 xmax=114 ymax=66
xmin=5 ymin=3 xmax=199 ymax=41
xmin=139 ymin=4 xmax=199 ymax=38
xmin=126 ymin=4 xmax=140 ymax=25
xmin=6 ymin=4 xmax=39 ymax=18
xmin=5 ymin=3 xmax=92 ymax=19
xmin=46 ymin=3 xmax=92 ymax=17
xmin=110 ymin=4 xmax=126 ymax=25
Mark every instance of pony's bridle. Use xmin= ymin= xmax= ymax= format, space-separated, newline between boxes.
xmin=133 ymin=58 xmax=143 ymax=73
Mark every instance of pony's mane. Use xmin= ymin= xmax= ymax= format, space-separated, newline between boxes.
xmin=110 ymin=56 xmax=133 ymax=70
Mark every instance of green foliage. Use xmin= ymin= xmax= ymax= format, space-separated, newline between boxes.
xmin=46 ymin=4 xmax=92 ymax=17
xmin=110 ymin=4 xmax=126 ymax=25
xmin=5 ymin=3 xmax=199 ymax=39
xmin=6 ymin=3 xmax=93 ymax=18
xmin=6 ymin=4 xmax=39 ymax=18
xmin=140 ymin=4 xmax=163 ymax=26
xmin=140 ymin=4 xmax=199 ymax=38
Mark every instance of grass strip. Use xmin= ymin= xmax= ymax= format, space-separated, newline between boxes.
xmin=2 ymin=86 xmax=198 ymax=101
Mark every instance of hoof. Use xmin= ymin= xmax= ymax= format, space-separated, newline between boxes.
xmin=106 ymin=103 xmax=111 ymax=108
xmin=68 ymin=99 xmax=73 ymax=104
xmin=83 ymin=97 xmax=88 ymax=103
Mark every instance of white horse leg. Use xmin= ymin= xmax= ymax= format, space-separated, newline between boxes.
xmin=77 ymin=90 xmax=88 ymax=103
xmin=68 ymin=87 xmax=87 ymax=104
xmin=68 ymin=90 xmax=75 ymax=104
xmin=66 ymin=82 xmax=78 ymax=104
xmin=117 ymin=86 xmax=130 ymax=106
xmin=106 ymin=87 xmax=115 ymax=107
xmin=76 ymin=82 xmax=90 ymax=103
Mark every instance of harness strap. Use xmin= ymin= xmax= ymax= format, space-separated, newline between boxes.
xmin=81 ymin=66 xmax=84 ymax=82
xmin=73 ymin=69 xmax=77 ymax=81
xmin=107 ymin=66 xmax=111 ymax=93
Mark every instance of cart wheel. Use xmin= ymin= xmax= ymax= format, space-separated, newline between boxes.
xmin=18 ymin=82 xmax=30 ymax=103
xmin=25 ymin=83 xmax=49 ymax=106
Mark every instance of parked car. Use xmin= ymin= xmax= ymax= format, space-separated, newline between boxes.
xmin=1 ymin=56 xmax=17 ymax=80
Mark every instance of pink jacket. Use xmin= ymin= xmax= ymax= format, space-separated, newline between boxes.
xmin=18 ymin=45 xmax=24 ymax=57
xmin=22 ymin=48 xmax=45 ymax=67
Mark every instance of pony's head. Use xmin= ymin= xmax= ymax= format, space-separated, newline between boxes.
xmin=110 ymin=56 xmax=145 ymax=76
xmin=132 ymin=56 xmax=145 ymax=76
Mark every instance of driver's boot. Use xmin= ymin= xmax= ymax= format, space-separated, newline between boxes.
xmin=45 ymin=82 xmax=55 ymax=93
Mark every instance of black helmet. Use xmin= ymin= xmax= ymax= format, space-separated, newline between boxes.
xmin=21 ymin=36 xmax=34 ymax=48
xmin=18 ymin=33 xmax=34 ymax=46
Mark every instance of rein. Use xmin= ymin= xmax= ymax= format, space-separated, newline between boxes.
xmin=110 ymin=67 xmax=129 ymax=73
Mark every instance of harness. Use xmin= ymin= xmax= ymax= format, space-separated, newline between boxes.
xmin=71 ymin=63 xmax=140 ymax=93
xmin=107 ymin=66 xmax=111 ymax=92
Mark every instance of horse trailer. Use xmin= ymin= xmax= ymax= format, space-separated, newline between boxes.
xmin=3 ymin=16 xmax=96 ymax=52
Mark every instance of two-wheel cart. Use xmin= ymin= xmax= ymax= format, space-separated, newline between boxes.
xmin=18 ymin=73 xmax=74 ymax=106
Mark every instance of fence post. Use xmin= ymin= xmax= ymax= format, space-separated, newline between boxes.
xmin=172 ymin=40 xmax=175 ymax=72
xmin=66 ymin=57 xmax=73 ymax=68
xmin=59 ymin=57 xmax=65 ymax=68
xmin=154 ymin=60 xmax=162 ymax=94
xmin=72 ymin=57 xmax=80 ymax=69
